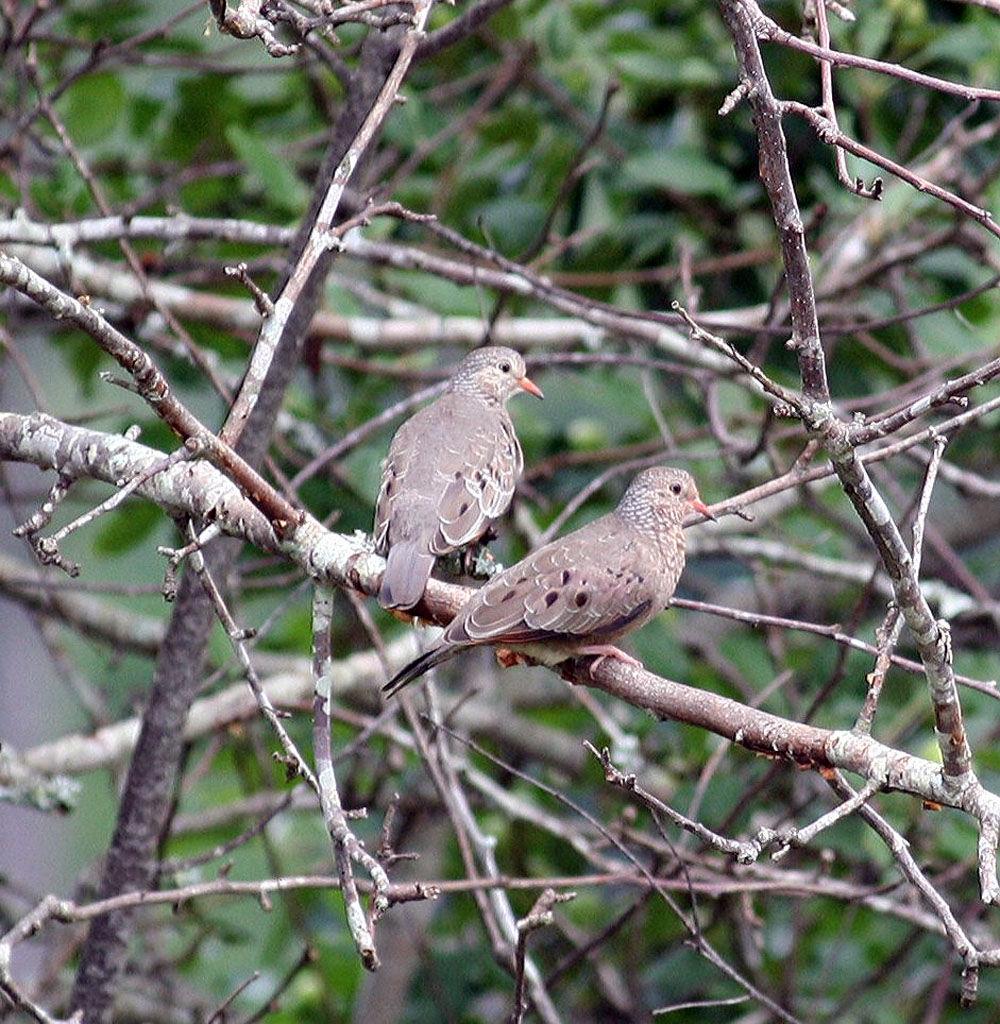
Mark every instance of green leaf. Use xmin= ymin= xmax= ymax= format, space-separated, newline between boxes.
xmin=914 ymin=25 xmax=994 ymax=67
xmin=58 ymin=72 xmax=126 ymax=147
xmin=93 ymin=500 xmax=162 ymax=555
xmin=856 ymin=5 xmax=894 ymax=58
xmin=224 ymin=124 xmax=308 ymax=214
xmin=613 ymin=51 xmax=719 ymax=89
xmin=477 ymin=196 xmax=547 ymax=253
xmin=624 ymin=147 xmax=733 ymax=198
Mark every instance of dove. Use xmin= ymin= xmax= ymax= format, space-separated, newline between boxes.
xmin=383 ymin=465 xmax=713 ymax=696
xmin=374 ymin=346 xmax=543 ymax=610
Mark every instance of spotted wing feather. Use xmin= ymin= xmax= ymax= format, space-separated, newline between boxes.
xmin=375 ymin=396 xmax=522 ymax=609
xmin=431 ymin=414 xmax=521 ymax=553
xmin=443 ymin=514 xmax=661 ymax=649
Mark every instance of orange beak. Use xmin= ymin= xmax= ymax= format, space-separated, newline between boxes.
xmin=518 ymin=375 xmax=544 ymax=399
xmin=689 ymin=498 xmax=717 ymax=521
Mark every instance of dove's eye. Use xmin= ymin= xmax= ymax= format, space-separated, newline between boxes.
xmin=499 ymin=361 xmax=511 ymax=373
xmin=670 ymin=483 xmax=682 ymax=495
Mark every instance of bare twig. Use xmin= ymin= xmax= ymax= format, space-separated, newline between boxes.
xmin=221 ymin=0 xmax=436 ymax=448
xmin=720 ymin=0 xmax=976 ymax=789
xmin=508 ymin=889 xmax=577 ymax=1024
xmin=311 ymin=585 xmax=389 ymax=969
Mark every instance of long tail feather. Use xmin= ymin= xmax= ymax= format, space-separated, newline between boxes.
xmin=383 ymin=644 xmax=455 ymax=698
xmin=379 ymin=542 xmax=435 ymax=610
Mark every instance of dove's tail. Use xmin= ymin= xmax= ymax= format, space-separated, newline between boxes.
xmin=378 ymin=542 xmax=435 ymax=610
xmin=383 ymin=644 xmax=456 ymax=698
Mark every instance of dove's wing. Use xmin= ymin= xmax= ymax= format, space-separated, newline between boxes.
xmin=430 ymin=410 xmax=521 ymax=553
xmin=375 ymin=395 xmax=521 ymax=557
xmin=443 ymin=514 xmax=663 ymax=649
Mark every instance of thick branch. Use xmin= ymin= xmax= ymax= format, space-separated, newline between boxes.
xmin=719 ymin=0 xmax=975 ymax=783
xmin=0 ymin=252 xmax=301 ymax=537
xmin=3 ymin=411 xmax=997 ymax=857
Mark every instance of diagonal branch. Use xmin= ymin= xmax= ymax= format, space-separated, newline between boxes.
xmin=5 ymin=408 xmax=1000 ymax=900
xmin=0 ymin=253 xmax=301 ymax=537
xmin=718 ymin=0 xmax=975 ymax=785
xmin=221 ymin=0 xmax=435 ymax=447
xmin=748 ymin=0 xmax=1000 ymax=103
xmin=784 ymin=100 xmax=1000 ymax=241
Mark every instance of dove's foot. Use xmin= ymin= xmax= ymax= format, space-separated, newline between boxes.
xmin=462 ymin=543 xmax=502 ymax=580
xmin=440 ymin=541 xmax=502 ymax=581
xmin=496 ymin=647 xmax=530 ymax=669
xmin=578 ymin=645 xmax=644 ymax=677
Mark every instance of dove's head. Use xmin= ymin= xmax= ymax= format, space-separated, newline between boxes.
xmin=617 ymin=466 xmax=714 ymax=531
xmin=449 ymin=346 xmax=544 ymax=405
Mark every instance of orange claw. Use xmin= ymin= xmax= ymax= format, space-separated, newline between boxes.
xmin=496 ymin=648 xmax=529 ymax=669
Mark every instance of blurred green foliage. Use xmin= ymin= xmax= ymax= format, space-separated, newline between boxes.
xmin=4 ymin=0 xmax=1000 ymax=1020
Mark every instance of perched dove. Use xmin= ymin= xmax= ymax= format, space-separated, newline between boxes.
xmin=374 ymin=346 xmax=543 ymax=610
xmin=383 ymin=465 xmax=713 ymax=696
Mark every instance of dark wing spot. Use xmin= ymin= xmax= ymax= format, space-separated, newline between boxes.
xmin=454 ymin=470 xmax=463 ymax=480
xmin=501 ymin=589 xmax=518 ymax=603
xmin=561 ymin=569 xmax=572 ymax=585
xmin=544 ymin=591 xmax=559 ymax=607
xmin=458 ymin=502 xmax=470 ymax=515
xmin=574 ymin=591 xmax=589 ymax=608
xmin=384 ymin=480 xmax=394 ymax=496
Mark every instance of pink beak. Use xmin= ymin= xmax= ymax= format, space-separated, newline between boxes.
xmin=689 ymin=498 xmax=717 ymax=521
xmin=518 ymin=375 xmax=544 ymax=399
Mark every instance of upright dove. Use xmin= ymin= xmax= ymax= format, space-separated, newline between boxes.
xmin=374 ymin=346 xmax=543 ymax=610
xmin=383 ymin=466 xmax=713 ymax=696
